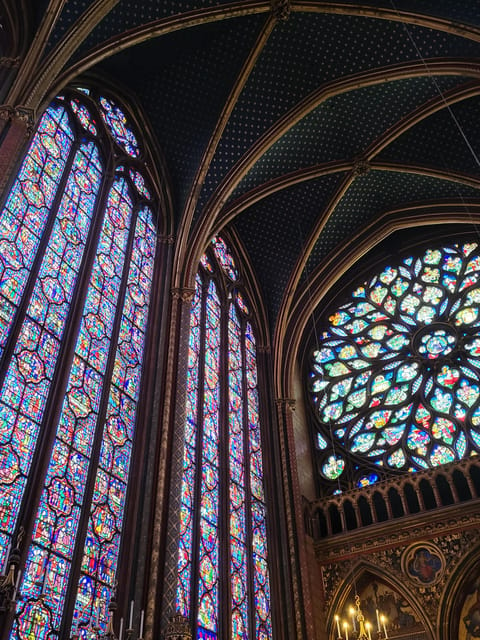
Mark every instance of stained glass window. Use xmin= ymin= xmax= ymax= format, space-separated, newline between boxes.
xmin=0 ymin=88 xmax=157 ymax=639
xmin=309 ymin=242 xmax=480 ymax=480
xmin=176 ymin=237 xmax=272 ymax=640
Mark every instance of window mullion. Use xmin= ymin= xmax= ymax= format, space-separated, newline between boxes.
xmin=9 ymin=162 xmax=115 ymax=548
xmin=3 ymin=166 xmax=116 ymax=640
xmin=190 ymin=278 xmax=208 ymax=634
xmin=219 ymin=292 xmax=231 ymax=640
xmin=241 ymin=319 xmax=256 ymax=640
xmin=0 ymin=136 xmax=79 ymax=387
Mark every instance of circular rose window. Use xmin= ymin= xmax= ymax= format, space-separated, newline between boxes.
xmin=310 ymin=242 xmax=480 ymax=478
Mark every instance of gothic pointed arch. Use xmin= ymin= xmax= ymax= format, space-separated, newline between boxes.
xmin=165 ymin=234 xmax=274 ymax=640
xmin=437 ymin=542 xmax=480 ymax=640
xmin=329 ymin=563 xmax=433 ymax=640
xmin=0 ymin=84 xmax=166 ymax=640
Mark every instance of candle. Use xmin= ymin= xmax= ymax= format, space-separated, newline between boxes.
xmin=139 ymin=609 xmax=144 ymax=638
xmin=350 ymin=607 xmax=356 ymax=632
xmin=3 ymin=543 xmax=11 ymax=573
xmin=335 ymin=615 xmax=341 ymax=637
xmin=129 ymin=600 xmax=134 ymax=629
xmin=381 ymin=615 xmax=388 ymax=639
xmin=119 ymin=617 xmax=124 ymax=640
xmin=366 ymin=622 xmax=372 ymax=640
xmin=343 ymin=621 xmax=349 ymax=640
xmin=13 ymin=569 xmax=21 ymax=599
xmin=376 ymin=609 xmax=381 ymax=632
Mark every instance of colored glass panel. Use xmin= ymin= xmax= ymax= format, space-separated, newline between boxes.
xmin=99 ymin=97 xmax=139 ymax=158
xmin=235 ymin=291 xmax=249 ymax=316
xmin=197 ymin=281 xmax=220 ymax=635
xmin=178 ymin=239 xmax=271 ymax=640
xmin=229 ymin=305 xmax=248 ymax=640
xmin=13 ymin=179 xmax=133 ymax=640
xmin=71 ymin=206 xmax=155 ymax=637
xmin=0 ymin=104 xmax=73 ymax=359
xmin=0 ymin=140 xmax=102 ymax=573
xmin=211 ymin=237 xmax=238 ymax=281
xmin=0 ymin=91 xmax=157 ymax=640
xmin=176 ymin=274 xmax=203 ymax=616
xmin=310 ymin=242 xmax=480 ymax=474
xmin=129 ymin=169 xmax=151 ymax=200
xmin=245 ymin=323 xmax=272 ymax=640
xmin=70 ymin=100 xmax=97 ymax=135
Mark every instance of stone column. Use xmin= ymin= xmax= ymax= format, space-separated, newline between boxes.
xmin=275 ymin=397 xmax=316 ymax=640
xmin=151 ymin=286 xmax=195 ymax=640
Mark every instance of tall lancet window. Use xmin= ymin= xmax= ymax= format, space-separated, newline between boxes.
xmin=0 ymin=88 xmax=158 ymax=639
xmin=176 ymin=237 xmax=272 ymax=640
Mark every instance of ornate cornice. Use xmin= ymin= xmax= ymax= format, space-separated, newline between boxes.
xmin=0 ymin=104 xmax=36 ymax=136
xmin=315 ymin=501 xmax=480 ymax=563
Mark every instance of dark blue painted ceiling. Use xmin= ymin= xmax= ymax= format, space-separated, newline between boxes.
xmin=377 ymin=93 xmax=480 ymax=175
xmin=46 ymin=0 xmax=237 ymax=53
xmin=195 ymin=12 xmax=480 ymax=217
xmin=98 ymin=14 xmax=266 ymax=216
xmin=229 ymin=75 xmax=473 ymax=202
xmin=336 ymin=0 xmax=480 ymax=27
xmin=27 ymin=0 xmax=480 ymax=332
xmin=306 ymin=170 xmax=480 ymax=275
xmin=234 ymin=173 xmax=346 ymax=326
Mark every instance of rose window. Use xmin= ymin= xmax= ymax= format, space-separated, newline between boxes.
xmin=310 ymin=242 xmax=480 ymax=480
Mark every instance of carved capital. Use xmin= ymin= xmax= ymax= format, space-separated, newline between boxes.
xmin=160 ymin=234 xmax=175 ymax=245
xmin=0 ymin=104 xmax=36 ymax=136
xmin=257 ymin=344 xmax=271 ymax=354
xmin=276 ymin=397 xmax=296 ymax=411
xmin=14 ymin=106 xmax=36 ymax=135
xmin=164 ymin=613 xmax=192 ymax=640
xmin=271 ymin=0 xmax=291 ymax=21
xmin=0 ymin=105 xmax=13 ymax=121
xmin=0 ymin=56 xmax=20 ymax=68
xmin=171 ymin=287 xmax=195 ymax=303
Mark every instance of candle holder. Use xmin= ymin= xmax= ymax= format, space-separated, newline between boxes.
xmin=100 ymin=587 xmax=119 ymax=640
xmin=70 ymin=594 xmax=142 ymax=640
xmin=332 ymin=595 xmax=388 ymax=640
xmin=0 ymin=527 xmax=24 ymax=614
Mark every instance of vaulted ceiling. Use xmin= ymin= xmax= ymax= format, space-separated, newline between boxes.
xmin=10 ymin=0 xmax=480 ymax=362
